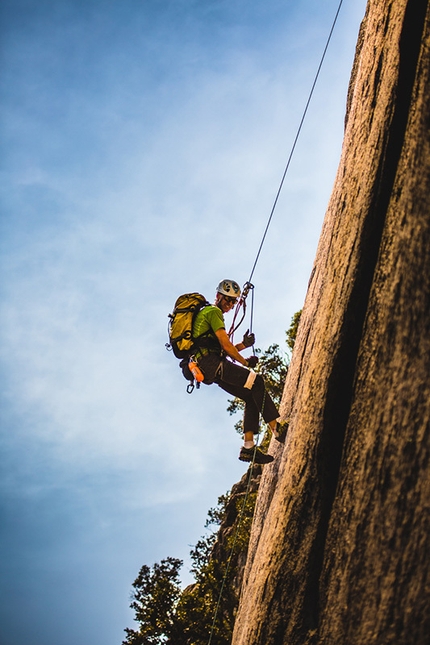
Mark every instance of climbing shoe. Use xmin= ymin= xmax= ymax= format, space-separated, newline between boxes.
xmin=239 ymin=446 xmax=274 ymax=464
xmin=273 ymin=420 xmax=289 ymax=444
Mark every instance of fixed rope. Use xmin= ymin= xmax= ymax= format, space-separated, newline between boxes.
xmin=248 ymin=0 xmax=345 ymax=286
xmin=206 ymin=2 xmax=345 ymax=641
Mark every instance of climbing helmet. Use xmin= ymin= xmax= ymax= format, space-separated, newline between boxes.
xmin=216 ymin=280 xmax=241 ymax=298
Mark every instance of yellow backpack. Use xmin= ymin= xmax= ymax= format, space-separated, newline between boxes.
xmin=166 ymin=293 xmax=209 ymax=359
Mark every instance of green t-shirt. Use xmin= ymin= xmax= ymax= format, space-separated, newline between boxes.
xmin=193 ymin=305 xmax=224 ymax=348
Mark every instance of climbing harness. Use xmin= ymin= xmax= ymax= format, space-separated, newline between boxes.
xmin=206 ymin=1 xmax=345 ymax=640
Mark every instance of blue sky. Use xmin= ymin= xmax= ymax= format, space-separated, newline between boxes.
xmin=0 ymin=1 xmax=366 ymax=643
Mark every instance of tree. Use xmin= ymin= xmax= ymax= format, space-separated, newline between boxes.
xmin=122 ymin=494 xmax=241 ymax=645
xmin=123 ymin=557 xmax=182 ymax=645
xmin=286 ymin=309 xmax=302 ymax=354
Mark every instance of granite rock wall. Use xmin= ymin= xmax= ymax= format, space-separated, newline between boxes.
xmin=232 ymin=1 xmax=430 ymax=643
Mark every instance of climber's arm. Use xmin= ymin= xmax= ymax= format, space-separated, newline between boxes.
xmin=215 ymin=328 xmax=248 ymax=366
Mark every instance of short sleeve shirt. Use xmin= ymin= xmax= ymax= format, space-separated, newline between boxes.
xmin=193 ymin=305 xmax=225 ymax=339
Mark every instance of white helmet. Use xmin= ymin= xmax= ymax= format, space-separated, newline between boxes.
xmin=216 ymin=279 xmax=241 ymax=298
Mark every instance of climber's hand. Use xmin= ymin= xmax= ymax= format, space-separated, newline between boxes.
xmin=246 ymin=355 xmax=259 ymax=368
xmin=242 ymin=329 xmax=255 ymax=348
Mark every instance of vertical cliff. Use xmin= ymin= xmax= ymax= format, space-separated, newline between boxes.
xmin=232 ymin=1 xmax=430 ymax=644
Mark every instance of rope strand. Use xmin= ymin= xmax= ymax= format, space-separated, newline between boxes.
xmin=248 ymin=0 xmax=345 ymax=285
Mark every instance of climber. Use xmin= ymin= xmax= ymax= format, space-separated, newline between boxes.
xmin=192 ymin=279 xmax=288 ymax=464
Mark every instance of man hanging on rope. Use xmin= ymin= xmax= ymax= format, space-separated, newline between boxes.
xmin=192 ymin=279 xmax=288 ymax=464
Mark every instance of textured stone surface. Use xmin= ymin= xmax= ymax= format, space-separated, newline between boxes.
xmin=232 ymin=1 xmax=430 ymax=644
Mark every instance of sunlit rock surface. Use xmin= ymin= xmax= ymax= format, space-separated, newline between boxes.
xmin=232 ymin=1 xmax=430 ymax=643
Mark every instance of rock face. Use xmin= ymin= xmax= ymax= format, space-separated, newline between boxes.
xmin=232 ymin=1 xmax=430 ymax=644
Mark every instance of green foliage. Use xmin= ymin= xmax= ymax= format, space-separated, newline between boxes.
xmin=123 ymin=314 xmax=303 ymax=644
xmin=180 ymin=489 xmax=254 ymax=644
xmin=204 ymin=493 xmax=230 ymax=528
xmin=227 ymin=492 xmax=257 ymax=552
xmin=123 ymin=557 xmax=182 ymax=645
xmin=123 ymin=490 xmax=252 ymax=645
xmin=189 ymin=533 xmax=216 ymax=577
xmin=286 ymin=309 xmax=302 ymax=353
